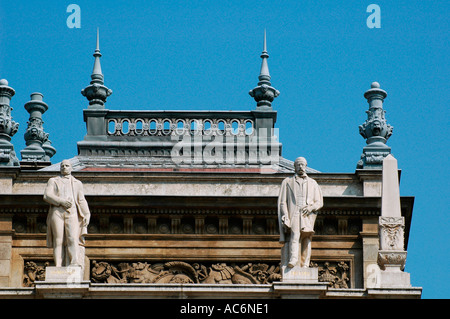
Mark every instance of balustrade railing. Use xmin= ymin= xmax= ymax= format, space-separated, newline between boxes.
xmin=105 ymin=113 xmax=255 ymax=138
xmin=79 ymin=109 xmax=280 ymax=166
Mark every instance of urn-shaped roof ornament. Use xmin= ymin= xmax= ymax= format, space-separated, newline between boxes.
xmin=0 ymin=79 xmax=20 ymax=166
xmin=249 ymin=30 xmax=280 ymax=109
xmin=21 ymin=92 xmax=55 ymax=163
xmin=357 ymin=82 xmax=393 ymax=169
xmin=81 ymin=29 xmax=112 ymax=108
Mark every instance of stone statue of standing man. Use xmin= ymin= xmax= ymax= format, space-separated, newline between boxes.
xmin=44 ymin=160 xmax=90 ymax=268
xmin=278 ymin=157 xmax=323 ymax=268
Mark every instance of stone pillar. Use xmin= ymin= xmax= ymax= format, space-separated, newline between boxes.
xmin=376 ymin=154 xmax=411 ymax=288
xmin=0 ymin=79 xmax=19 ymax=167
xmin=361 ymin=217 xmax=379 ymax=288
xmin=82 ymin=109 xmax=109 ymax=141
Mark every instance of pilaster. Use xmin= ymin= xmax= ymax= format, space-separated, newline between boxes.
xmin=360 ymin=217 xmax=379 ymax=289
xmin=0 ymin=215 xmax=13 ymax=287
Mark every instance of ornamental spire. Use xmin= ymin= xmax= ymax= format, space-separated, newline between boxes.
xmin=91 ymin=27 xmax=104 ymax=84
xmin=249 ymin=30 xmax=280 ymax=109
xmin=81 ymin=28 xmax=112 ymax=108
xmin=259 ymin=29 xmax=270 ymax=83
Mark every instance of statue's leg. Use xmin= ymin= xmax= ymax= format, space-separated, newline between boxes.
xmin=300 ymin=213 xmax=317 ymax=267
xmin=288 ymin=214 xmax=300 ymax=267
xmin=49 ymin=212 xmax=64 ymax=267
xmin=300 ymin=234 xmax=312 ymax=268
xmin=64 ymin=212 xmax=80 ymax=266
xmin=281 ymin=239 xmax=289 ymax=267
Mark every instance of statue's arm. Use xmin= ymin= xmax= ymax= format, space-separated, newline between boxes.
xmin=75 ymin=182 xmax=90 ymax=226
xmin=278 ymin=180 xmax=290 ymax=227
xmin=43 ymin=178 xmax=65 ymax=206
xmin=309 ymin=182 xmax=323 ymax=212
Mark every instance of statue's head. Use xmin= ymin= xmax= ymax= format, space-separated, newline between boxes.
xmin=294 ymin=157 xmax=307 ymax=175
xmin=60 ymin=160 xmax=73 ymax=176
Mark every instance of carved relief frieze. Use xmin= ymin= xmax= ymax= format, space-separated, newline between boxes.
xmin=23 ymin=261 xmax=49 ymax=287
xmin=22 ymin=259 xmax=351 ymax=288
xmin=377 ymin=251 xmax=407 ymax=271
xmin=311 ymin=261 xmax=351 ymax=288
xmin=90 ymin=261 xmax=281 ymax=284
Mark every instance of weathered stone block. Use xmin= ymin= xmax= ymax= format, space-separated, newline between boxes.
xmin=45 ymin=266 xmax=83 ymax=283
xmin=281 ymin=266 xmax=319 ymax=283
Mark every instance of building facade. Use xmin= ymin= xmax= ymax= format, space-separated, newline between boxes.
xmin=0 ymin=33 xmax=421 ymax=299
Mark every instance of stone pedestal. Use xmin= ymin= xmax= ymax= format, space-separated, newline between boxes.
xmin=275 ymin=267 xmax=328 ymax=298
xmin=35 ymin=266 xmax=89 ymax=298
xmin=45 ymin=266 xmax=83 ymax=283
xmin=281 ymin=266 xmax=319 ymax=283
xmin=377 ymin=251 xmax=411 ymax=288
xmin=377 ymin=267 xmax=411 ymax=289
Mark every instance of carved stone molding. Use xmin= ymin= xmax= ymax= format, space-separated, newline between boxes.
xmin=12 ymin=213 xmax=362 ymax=237
xmin=377 ymin=251 xmax=407 ymax=271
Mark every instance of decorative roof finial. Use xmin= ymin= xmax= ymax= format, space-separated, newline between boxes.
xmin=357 ymin=82 xmax=393 ymax=169
xmin=19 ymin=92 xmax=56 ymax=164
xmin=91 ymin=27 xmax=104 ymax=84
xmin=20 ymin=92 xmax=50 ymax=162
xmin=0 ymin=79 xmax=20 ymax=166
xmin=81 ymin=28 xmax=112 ymax=108
xmin=249 ymin=30 xmax=280 ymax=109
xmin=259 ymin=29 xmax=270 ymax=83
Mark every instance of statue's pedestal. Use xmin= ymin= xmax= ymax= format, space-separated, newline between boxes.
xmin=281 ymin=265 xmax=319 ymax=283
xmin=35 ymin=266 xmax=90 ymax=298
xmin=45 ymin=266 xmax=83 ymax=282
xmin=274 ymin=266 xmax=328 ymax=298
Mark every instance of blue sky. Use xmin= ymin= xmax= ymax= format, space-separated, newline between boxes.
xmin=0 ymin=1 xmax=448 ymax=298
